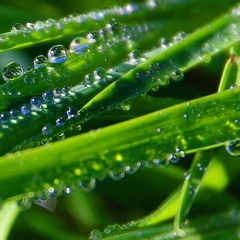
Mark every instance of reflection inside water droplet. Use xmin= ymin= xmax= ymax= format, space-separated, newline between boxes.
xmin=226 ymin=140 xmax=240 ymax=156
xmin=2 ymin=62 xmax=24 ymax=81
xmin=69 ymin=37 xmax=90 ymax=54
xmin=48 ymin=45 xmax=68 ymax=63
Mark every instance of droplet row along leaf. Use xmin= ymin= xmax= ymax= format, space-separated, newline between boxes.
xmin=0 ymin=20 xmax=164 ymax=112
xmin=1 ymin=5 xmax=240 ymax=156
xmin=1 ymin=84 xmax=240 ymax=202
xmin=0 ymin=0 xmax=228 ymax=53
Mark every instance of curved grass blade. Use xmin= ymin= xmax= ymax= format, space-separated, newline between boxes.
xmin=1 ymin=84 xmax=240 ymax=202
xmin=98 ymin=208 xmax=240 ymax=240
xmin=0 ymin=201 xmax=20 ymax=240
xmin=0 ymin=0 xmax=205 ymax=53
xmin=0 ymin=20 xmax=163 ymax=112
xmin=174 ymin=50 xmax=240 ymax=236
xmin=80 ymin=5 xmax=240 ymax=119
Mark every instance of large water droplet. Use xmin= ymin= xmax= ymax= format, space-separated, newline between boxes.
xmin=34 ymin=55 xmax=48 ymax=69
xmin=48 ymin=45 xmax=68 ymax=63
xmin=69 ymin=37 xmax=90 ymax=54
xmin=226 ymin=140 xmax=240 ymax=156
xmin=2 ymin=62 xmax=24 ymax=81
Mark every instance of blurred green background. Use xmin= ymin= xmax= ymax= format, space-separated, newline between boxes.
xmin=0 ymin=0 xmax=239 ymax=239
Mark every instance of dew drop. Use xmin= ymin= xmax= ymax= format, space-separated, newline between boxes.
xmin=94 ymin=67 xmax=106 ymax=80
xmin=78 ymin=178 xmax=97 ymax=193
xmin=12 ymin=23 xmax=26 ymax=31
xmin=89 ymin=229 xmax=102 ymax=240
xmin=105 ymin=19 xmax=121 ymax=33
xmin=34 ymin=55 xmax=48 ymax=69
xmin=0 ymin=111 xmax=11 ymax=124
xmin=34 ymin=21 xmax=45 ymax=30
xmin=108 ymin=170 xmax=125 ymax=181
xmin=56 ymin=117 xmax=66 ymax=127
xmin=30 ymin=96 xmax=43 ymax=109
xmin=45 ymin=19 xmax=56 ymax=28
xmin=129 ymin=49 xmax=143 ymax=62
xmin=42 ymin=90 xmax=54 ymax=102
xmin=69 ymin=37 xmax=90 ymax=55
xmin=66 ymin=107 xmax=77 ymax=119
xmin=53 ymin=88 xmax=62 ymax=97
xmin=26 ymin=22 xmax=35 ymax=30
xmin=200 ymin=53 xmax=211 ymax=63
xmin=225 ymin=140 xmax=240 ymax=156
xmin=21 ymin=104 xmax=31 ymax=115
xmin=42 ymin=124 xmax=54 ymax=136
xmin=85 ymin=73 xmax=95 ymax=85
xmin=160 ymin=37 xmax=169 ymax=48
xmin=171 ymin=69 xmax=184 ymax=81
xmin=48 ymin=45 xmax=68 ymax=63
xmin=120 ymin=101 xmax=131 ymax=111
xmin=2 ymin=62 xmax=24 ymax=81
xmin=86 ymin=31 xmax=99 ymax=43
xmin=64 ymin=187 xmax=72 ymax=195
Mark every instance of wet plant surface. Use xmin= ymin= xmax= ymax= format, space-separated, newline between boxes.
xmin=0 ymin=0 xmax=240 ymax=239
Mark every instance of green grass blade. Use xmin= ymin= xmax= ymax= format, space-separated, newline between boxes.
xmin=0 ymin=201 xmax=20 ymax=240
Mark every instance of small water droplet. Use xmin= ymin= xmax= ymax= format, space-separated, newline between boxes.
xmin=85 ymin=73 xmax=95 ymax=85
xmin=120 ymin=101 xmax=131 ymax=111
xmin=53 ymin=88 xmax=62 ymax=97
xmin=42 ymin=124 xmax=54 ymax=136
xmin=197 ymin=163 xmax=205 ymax=172
xmin=105 ymin=19 xmax=121 ymax=33
xmin=226 ymin=140 xmax=240 ymax=156
xmin=171 ymin=69 xmax=184 ymax=81
xmin=26 ymin=22 xmax=35 ymax=30
xmin=94 ymin=67 xmax=106 ymax=80
xmin=2 ymin=62 xmax=24 ymax=81
xmin=129 ymin=50 xmax=144 ymax=62
xmin=78 ymin=178 xmax=97 ymax=193
xmin=45 ymin=19 xmax=56 ymax=28
xmin=89 ymin=229 xmax=102 ymax=240
xmin=0 ymin=111 xmax=11 ymax=124
xmin=69 ymin=37 xmax=90 ymax=54
xmin=21 ymin=104 xmax=31 ymax=115
xmin=30 ymin=96 xmax=43 ymax=109
xmin=34 ymin=21 xmax=45 ymax=30
xmin=160 ymin=37 xmax=169 ymax=48
xmin=12 ymin=23 xmax=26 ymax=31
xmin=157 ymin=128 xmax=162 ymax=133
xmin=34 ymin=55 xmax=48 ymax=69
xmin=48 ymin=45 xmax=68 ymax=63
xmin=66 ymin=107 xmax=77 ymax=119
xmin=56 ymin=117 xmax=66 ymax=127
xmin=64 ymin=187 xmax=72 ymax=195
xmin=86 ymin=31 xmax=99 ymax=43
xmin=108 ymin=170 xmax=125 ymax=181
xmin=42 ymin=90 xmax=54 ymax=102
